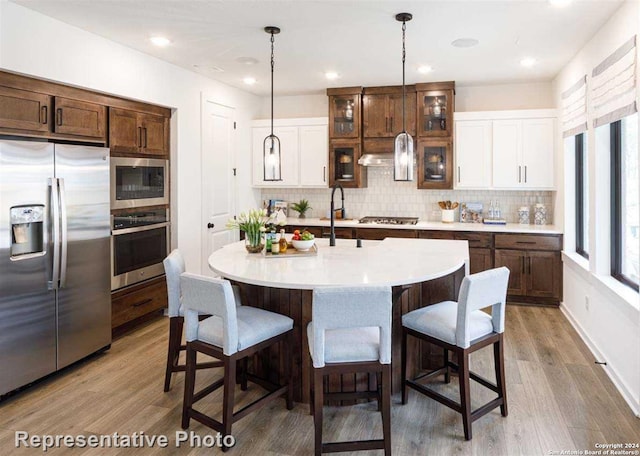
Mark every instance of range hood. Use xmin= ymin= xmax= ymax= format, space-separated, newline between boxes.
xmin=358 ymin=153 xmax=393 ymax=167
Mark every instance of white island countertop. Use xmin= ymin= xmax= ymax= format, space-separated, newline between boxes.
xmin=209 ymin=237 xmax=469 ymax=290
xmin=286 ymin=217 xmax=562 ymax=235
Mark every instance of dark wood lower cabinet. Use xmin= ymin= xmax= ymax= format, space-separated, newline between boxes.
xmin=469 ymin=247 xmax=494 ymax=274
xmin=494 ymin=248 xmax=561 ymax=305
xmin=111 ymin=276 xmax=168 ymax=336
xmin=355 ymin=228 xmax=417 ymax=240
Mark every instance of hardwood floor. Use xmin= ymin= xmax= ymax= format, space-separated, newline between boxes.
xmin=1 ymin=305 xmax=638 ymax=455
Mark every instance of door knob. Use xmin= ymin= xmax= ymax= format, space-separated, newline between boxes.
xmin=207 ymin=223 xmax=215 ymax=229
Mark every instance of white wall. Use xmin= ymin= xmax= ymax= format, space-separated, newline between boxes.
xmin=455 ymin=81 xmax=554 ymax=111
xmin=553 ymin=0 xmax=640 ymax=416
xmin=0 ymin=0 xmax=263 ymax=274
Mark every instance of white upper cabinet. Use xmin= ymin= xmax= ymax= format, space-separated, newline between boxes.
xmin=454 ymin=120 xmax=492 ymax=189
xmin=520 ymin=118 xmax=555 ymax=189
xmin=252 ymin=118 xmax=328 ymax=188
xmin=299 ymin=124 xmax=328 ymax=187
xmin=455 ymin=109 xmax=556 ymax=191
xmin=492 ymin=120 xmax=522 ymax=188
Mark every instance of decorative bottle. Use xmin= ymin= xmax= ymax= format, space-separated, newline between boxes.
xmin=279 ymin=229 xmax=288 ymax=253
xmin=487 ymin=201 xmax=495 ymax=220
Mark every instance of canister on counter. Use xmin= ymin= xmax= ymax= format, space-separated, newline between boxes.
xmin=534 ymin=203 xmax=547 ymax=225
xmin=518 ymin=206 xmax=530 ymax=225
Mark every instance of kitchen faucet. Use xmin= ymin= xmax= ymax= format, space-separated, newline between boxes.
xmin=329 ymin=183 xmax=345 ymax=247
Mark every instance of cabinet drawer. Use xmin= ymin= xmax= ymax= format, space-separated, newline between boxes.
xmin=453 ymin=232 xmax=493 ymax=248
xmin=321 ymin=227 xmax=354 ymax=239
xmin=418 ymin=230 xmax=454 ymax=240
xmin=355 ymin=228 xmax=417 ymax=240
xmin=495 ymin=234 xmax=561 ymax=251
xmin=111 ymin=277 xmax=167 ymax=328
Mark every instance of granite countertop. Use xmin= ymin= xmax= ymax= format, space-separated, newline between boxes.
xmin=285 ymin=217 xmax=563 ymax=235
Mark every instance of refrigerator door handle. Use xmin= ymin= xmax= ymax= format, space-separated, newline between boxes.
xmin=49 ymin=178 xmax=60 ymax=290
xmin=58 ymin=178 xmax=68 ymax=288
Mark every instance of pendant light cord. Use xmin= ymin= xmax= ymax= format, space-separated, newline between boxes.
xmin=270 ymin=31 xmax=275 ymax=138
xmin=401 ymin=20 xmax=406 ymax=134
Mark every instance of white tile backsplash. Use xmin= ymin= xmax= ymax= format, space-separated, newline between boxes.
xmin=261 ymin=167 xmax=554 ymax=223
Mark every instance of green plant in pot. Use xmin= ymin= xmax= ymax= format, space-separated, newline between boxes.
xmin=291 ymin=199 xmax=312 ymax=218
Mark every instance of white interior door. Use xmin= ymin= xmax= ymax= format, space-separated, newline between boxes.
xmin=201 ymin=98 xmax=236 ymax=275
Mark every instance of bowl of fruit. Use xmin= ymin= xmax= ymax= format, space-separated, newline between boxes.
xmin=291 ymin=229 xmax=315 ymax=251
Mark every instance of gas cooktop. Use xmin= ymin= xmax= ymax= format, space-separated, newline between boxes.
xmin=358 ymin=216 xmax=419 ymax=225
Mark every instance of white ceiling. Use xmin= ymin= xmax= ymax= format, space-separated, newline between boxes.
xmin=12 ymin=0 xmax=624 ymax=96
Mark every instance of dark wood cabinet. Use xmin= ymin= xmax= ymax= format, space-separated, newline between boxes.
xmin=111 ymin=276 xmax=167 ymax=333
xmin=329 ymin=140 xmax=366 ymax=188
xmin=418 ymin=230 xmax=454 ymax=240
xmin=416 ymin=138 xmax=453 ymax=189
xmin=0 ymin=85 xmax=50 ymax=133
xmin=494 ymin=249 xmax=527 ymax=296
xmin=416 ymin=82 xmax=455 ymax=138
xmin=53 ymin=97 xmax=106 ymax=139
xmin=327 ymin=87 xmax=361 ymax=139
xmin=363 ymin=87 xmax=416 ymax=138
xmin=453 ymin=232 xmax=493 ymax=274
xmin=355 ymin=228 xmax=417 ymax=240
xmin=494 ymin=234 xmax=562 ymax=304
xmin=110 ymin=108 xmax=169 ymax=157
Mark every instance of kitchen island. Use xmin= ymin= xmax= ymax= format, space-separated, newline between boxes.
xmin=209 ymin=237 xmax=468 ymax=403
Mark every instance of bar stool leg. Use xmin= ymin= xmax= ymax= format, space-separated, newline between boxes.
xmin=164 ymin=316 xmax=183 ymax=392
xmin=458 ymin=349 xmax=472 ymax=440
xmin=240 ymin=357 xmax=248 ymax=391
xmin=222 ymin=357 xmax=237 ymax=452
xmin=181 ymin=342 xmax=196 ymax=429
xmin=381 ymin=364 xmax=392 ymax=456
xmin=313 ymin=368 xmax=324 ymax=456
xmin=401 ymin=330 xmax=408 ymax=405
xmin=443 ymin=348 xmax=451 ymax=384
xmin=494 ymin=335 xmax=508 ymax=417
xmin=284 ymin=335 xmax=294 ymax=410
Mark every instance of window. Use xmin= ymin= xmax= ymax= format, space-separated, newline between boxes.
xmin=575 ymin=133 xmax=588 ymax=258
xmin=611 ymin=113 xmax=639 ymax=291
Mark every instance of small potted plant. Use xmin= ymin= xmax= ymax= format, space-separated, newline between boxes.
xmin=291 ymin=199 xmax=312 ymax=219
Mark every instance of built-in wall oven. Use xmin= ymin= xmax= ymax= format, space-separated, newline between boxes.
xmin=111 ymin=208 xmax=169 ymax=290
xmin=110 ymin=157 xmax=169 ymax=209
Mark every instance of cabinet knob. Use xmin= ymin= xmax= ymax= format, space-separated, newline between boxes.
xmin=207 ymin=223 xmax=215 ymax=229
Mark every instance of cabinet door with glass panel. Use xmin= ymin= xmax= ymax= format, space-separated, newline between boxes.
xmin=416 ymin=82 xmax=455 ymax=138
xmin=329 ymin=140 xmax=366 ymax=188
xmin=327 ymin=87 xmax=362 ymax=139
xmin=417 ymin=139 xmax=453 ymax=189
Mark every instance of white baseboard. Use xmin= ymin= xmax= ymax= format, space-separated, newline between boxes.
xmin=560 ymin=304 xmax=640 ymax=418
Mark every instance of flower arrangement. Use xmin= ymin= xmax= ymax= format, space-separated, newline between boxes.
xmin=226 ymin=209 xmax=285 ymax=252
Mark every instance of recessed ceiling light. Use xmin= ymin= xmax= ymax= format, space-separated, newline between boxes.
xmin=243 ymin=77 xmax=257 ymax=85
xmin=451 ymin=38 xmax=479 ymax=48
xmin=549 ymin=0 xmax=572 ymax=7
xmin=520 ymin=57 xmax=537 ymax=68
xmin=417 ymin=65 xmax=433 ymax=74
xmin=150 ymin=36 xmax=171 ymax=47
xmin=325 ymin=72 xmax=339 ymax=80
xmin=236 ymin=57 xmax=259 ymax=65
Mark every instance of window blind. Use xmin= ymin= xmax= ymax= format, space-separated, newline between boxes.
xmin=591 ymin=35 xmax=637 ymax=128
xmin=561 ymin=75 xmax=587 ymax=138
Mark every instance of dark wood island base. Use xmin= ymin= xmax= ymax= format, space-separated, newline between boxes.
xmin=232 ymin=265 xmax=465 ymax=404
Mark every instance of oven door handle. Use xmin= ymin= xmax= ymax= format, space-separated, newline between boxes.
xmin=112 ymin=222 xmax=170 ymax=236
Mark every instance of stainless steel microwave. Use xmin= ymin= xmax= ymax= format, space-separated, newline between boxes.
xmin=110 ymin=157 xmax=169 ymax=209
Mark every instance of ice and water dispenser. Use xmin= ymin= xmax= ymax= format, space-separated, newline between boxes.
xmin=10 ymin=205 xmax=45 ymax=259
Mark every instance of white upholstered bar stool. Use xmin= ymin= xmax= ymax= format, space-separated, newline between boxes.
xmin=180 ymin=273 xmax=294 ymax=451
xmin=308 ymin=286 xmax=392 ymax=456
xmin=401 ymin=267 xmax=510 ymax=440
xmin=163 ymin=250 xmax=237 ymax=391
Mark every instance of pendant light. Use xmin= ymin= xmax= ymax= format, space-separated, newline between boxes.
xmin=394 ymin=13 xmax=414 ymax=182
xmin=263 ymin=26 xmax=282 ymax=181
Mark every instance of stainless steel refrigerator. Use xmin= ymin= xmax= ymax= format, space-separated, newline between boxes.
xmin=0 ymin=139 xmax=111 ymax=396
